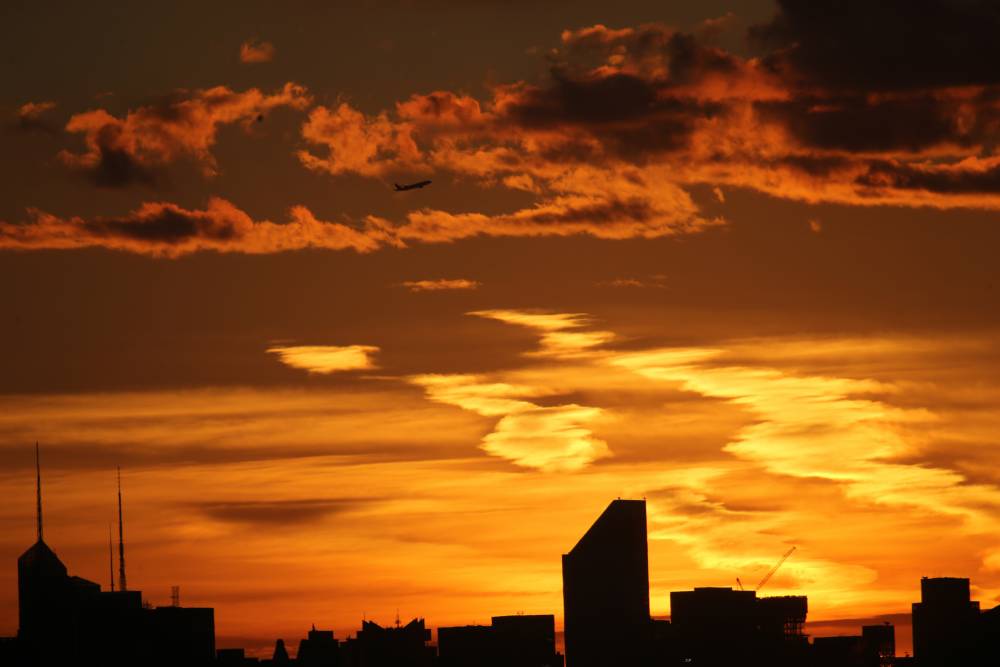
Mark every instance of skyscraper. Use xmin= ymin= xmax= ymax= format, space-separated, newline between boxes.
xmin=17 ymin=445 xmax=103 ymax=665
xmin=912 ymin=577 xmax=981 ymax=666
xmin=561 ymin=499 xmax=650 ymax=667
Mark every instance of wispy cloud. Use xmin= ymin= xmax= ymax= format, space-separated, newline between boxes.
xmin=267 ymin=345 xmax=380 ymax=373
xmin=596 ymin=275 xmax=668 ymax=289
xmin=197 ymin=497 xmax=375 ymax=526
xmin=471 ymin=310 xmax=614 ymax=358
xmin=410 ymin=373 xmax=610 ymax=472
xmin=402 ymin=279 xmax=481 ymax=292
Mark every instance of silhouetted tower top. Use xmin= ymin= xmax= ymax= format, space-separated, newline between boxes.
xmin=562 ymin=499 xmax=650 ymax=667
xmin=108 ymin=524 xmax=115 ymax=592
xmin=35 ymin=442 xmax=43 ymax=542
xmin=18 ymin=444 xmax=70 ymax=641
xmin=273 ymin=638 xmax=290 ymax=663
xmin=566 ymin=499 xmax=648 ymax=563
xmin=920 ymin=576 xmax=971 ymax=605
xmin=18 ymin=442 xmax=65 ymax=574
xmin=117 ymin=466 xmax=127 ymax=592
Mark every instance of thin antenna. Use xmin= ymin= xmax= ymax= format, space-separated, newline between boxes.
xmin=171 ymin=585 xmax=180 ymax=607
xmin=109 ymin=524 xmax=115 ymax=592
xmin=117 ymin=466 xmax=127 ymax=592
xmin=35 ymin=443 xmax=43 ymax=542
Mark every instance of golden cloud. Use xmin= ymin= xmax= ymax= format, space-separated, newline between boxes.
xmin=268 ymin=345 xmax=380 ymax=374
xmin=410 ymin=373 xmax=610 ymax=472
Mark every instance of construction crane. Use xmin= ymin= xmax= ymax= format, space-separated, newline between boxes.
xmin=756 ymin=546 xmax=796 ymax=592
xmin=736 ymin=577 xmax=744 ymax=591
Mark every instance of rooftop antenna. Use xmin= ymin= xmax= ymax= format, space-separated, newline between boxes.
xmin=171 ymin=585 xmax=180 ymax=607
xmin=117 ymin=466 xmax=127 ymax=592
xmin=35 ymin=443 xmax=43 ymax=543
xmin=109 ymin=523 xmax=115 ymax=592
xmin=395 ymin=609 xmax=400 ymax=628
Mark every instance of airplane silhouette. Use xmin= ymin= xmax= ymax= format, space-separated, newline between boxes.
xmin=394 ymin=180 xmax=432 ymax=191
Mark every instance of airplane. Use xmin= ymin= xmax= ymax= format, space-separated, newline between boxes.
xmin=394 ymin=180 xmax=432 ymax=191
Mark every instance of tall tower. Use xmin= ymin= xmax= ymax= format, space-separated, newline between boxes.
xmin=562 ymin=499 xmax=650 ymax=667
xmin=35 ymin=442 xmax=43 ymax=542
xmin=18 ymin=444 xmax=71 ymax=650
xmin=117 ymin=466 xmax=127 ymax=592
xmin=109 ymin=523 xmax=115 ymax=592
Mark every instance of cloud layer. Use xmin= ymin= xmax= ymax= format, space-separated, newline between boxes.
xmin=10 ymin=2 xmax=1000 ymax=256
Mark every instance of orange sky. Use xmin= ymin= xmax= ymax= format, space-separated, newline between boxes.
xmin=3 ymin=0 xmax=1000 ymax=657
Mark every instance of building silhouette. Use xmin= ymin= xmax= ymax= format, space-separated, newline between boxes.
xmin=437 ymin=623 xmax=494 ymax=666
xmin=491 ymin=614 xmax=562 ymax=667
xmin=562 ymin=499 xmax=651 ymax=667
xmin=438 ymin=614 xmax=562 ymax=667
xmin=296 ymin=625 xmax=340 ymax=666
xmin=813 ymin=635 xmax=865 ymax=666
xmin=911 ymin=576 xmax=1000 ymax=666
xmin=217 ymin=647 xmax=250 ymax=665
xmin=10 ymin=446 xmax=215 ymax=666
xmin=668 ymin=587 xmax=808 ymax=665
xmin=339 ymin=618 xmax=434 ymax=667
xmin=861 ymin=623 xmax=895 ymax=667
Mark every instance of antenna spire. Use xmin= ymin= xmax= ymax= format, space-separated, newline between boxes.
xmin=117 ymin=466 xmax=127 ymax=592
xmin=109 ymin=523 xmax=115 ymax=592
xmin=35 ymin=443 xmax=43 ymax=543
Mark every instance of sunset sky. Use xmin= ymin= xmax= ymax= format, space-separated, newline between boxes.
xmin=3 ymin=0 xmax=1000 ymax=656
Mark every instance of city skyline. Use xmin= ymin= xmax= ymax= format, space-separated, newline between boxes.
xmin=4 ymin=0 xmax=1000 ymax=659
xmin=8 ymin=482 xmax=998 ymax=664
xmin=3 ymin=452 xmax=992 ymax=658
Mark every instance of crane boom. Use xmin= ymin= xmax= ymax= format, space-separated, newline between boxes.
xmin=756 ymin=546 xmax=796 ymax=591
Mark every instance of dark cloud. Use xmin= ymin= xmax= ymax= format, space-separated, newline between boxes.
xmin=508 ymin=71 xmax=661 ymax=127
xmin=752 ymin=0 xmax=1000 ymax=91
xmin=856 ymin=160 xmax=1000 ymax=195
xmin=82 ymin=143 xmax=158 ymax=188
xmin=756 ymin=95 xmax=977 ymax=153
xmin=196 ymin=497 xmax=379 ymax=526
xmin=0 ymin=199 xmax=387 ymax=257
xmin=505 ymin=74 xmax=721 ymax=159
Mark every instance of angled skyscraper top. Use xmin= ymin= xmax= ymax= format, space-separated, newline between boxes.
xmin=562 ymin=499 xmax=650 ymax=667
